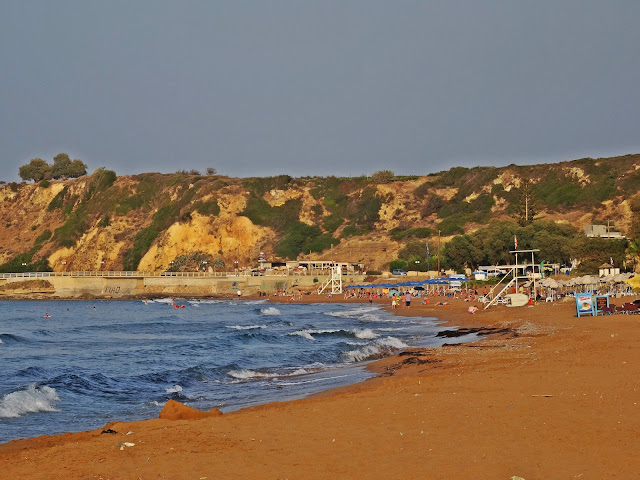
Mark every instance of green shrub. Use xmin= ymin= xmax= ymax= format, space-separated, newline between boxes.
xmin=39 ymin=179 xmax=50 ymax=188
xmin=97 ymin=216 xmax=110 ymax=227
xmin=84 ymin=168 xmax=117 ymax=201
xmin=242 ymin=197 xmax=301 ymax=232
xmin=0 ymin=252 xmax=52 ymax=273
xmin=438 ymin=213 xmax=470 ymax=235
xmin=34 ymin=229 xmax=52 ymax=245
xmin=62 ymin=203 xmax=74 ymax=216
xmin=194 ymin=200 xmax=220 ymax=216
xmin=47 ymin=186 xmax=68 ymax=211
xmin=311 ymin=204 xmax=323 ymax=217
xmin=370 ymin=170 xmax=395 ymax=184
xmin=390 ymin=227 xmax=433 ymax=241
xmin=123 ymin=226 xmax=159 ymax=270
xmin=53 ymin=207 xmax=88 ymax=247
xmin=244 ymin=175 xmax=294 ymax=196
xmin=274 ymin=222 xmax=338 ymax=259
xmin=323 ymin=214 xmax=344 ymax=233
xmin=121 ymin=184 xmax=200 ymax=270
xmin=340 ymin=224 xmax=364 ymax=238
xmin=414 ymin=181 xmax=431 ymax=198
xmin=389 ymin=259 xmax=408 ymax=271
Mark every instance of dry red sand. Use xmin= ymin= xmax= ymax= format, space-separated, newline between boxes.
xmin=2 ymin=295 xmax=639 ymax=479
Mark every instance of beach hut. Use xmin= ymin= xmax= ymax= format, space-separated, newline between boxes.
xmin=473 ymin=270 xmax=488 ymax=281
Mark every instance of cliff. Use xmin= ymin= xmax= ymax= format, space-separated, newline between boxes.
xmin=1 ymin=154 xmax=639 ymax=272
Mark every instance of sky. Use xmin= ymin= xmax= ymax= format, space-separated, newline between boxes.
xmin=1 ymin=1 xmax=639 ymax=181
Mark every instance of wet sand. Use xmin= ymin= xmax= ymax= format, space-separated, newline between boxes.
xmin=2 ymin=295 xmax=639 ymax=479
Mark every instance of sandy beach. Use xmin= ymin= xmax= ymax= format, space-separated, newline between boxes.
xmin=1 ymin=295 xmax=639 ymax=479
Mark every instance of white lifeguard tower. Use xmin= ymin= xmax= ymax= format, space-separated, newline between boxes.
xmin=484 ymin=249 xmax=540 ymax=309
xmin=317 ymin=265 xmax=343 ymax=295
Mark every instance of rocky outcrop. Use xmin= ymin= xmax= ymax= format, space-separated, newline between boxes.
xmin=159 ymin=399 xmax=222 ymax=420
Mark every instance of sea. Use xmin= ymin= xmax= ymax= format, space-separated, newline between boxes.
xmin=0 ymin=299 xmax=478 ymax=443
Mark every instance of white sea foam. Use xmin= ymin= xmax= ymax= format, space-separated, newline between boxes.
xmin=260 ymin=307 xmax=281 ymax=315
xmin=353 ymin=328 xmax=378 ymax=339
xmin=166 ymin=385 xmax=183 ymax=394
xmin=275 ymin=373 xmax=351 ymax=386
xmin=228 ymin=369 xmax=273 ymax=380
xmin=151 ymin=298 xmax=174 ymax=304
xmin=226 ymin=325 xmax=267 ymax=330
xmin=342 ymin=336 xmax=408 ymax=363
xmin=378 ymin=336 xmax=408 ymax=349
xmin=244 ymin=299 xmax=268 ymax=305
xmin=288 ymin=328 xmax=341 ymax=341
xmin=0 ymin=338 xmax=3 ymax=344
xmin=327 ymin=306 xmax=379 ymax=318
xmin=289 ymin=330 xmax=315 ymax=340
xmin=0 ymin=385 xmax=59 ymax=418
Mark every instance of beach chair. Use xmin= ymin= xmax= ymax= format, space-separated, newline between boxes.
xmin=614 ymin=304 xmax=625 ymax=314
xmin=600 ymin=305 xmax=616 ymax=315
xmin=622 ymin=303 xmax=639 ymax=314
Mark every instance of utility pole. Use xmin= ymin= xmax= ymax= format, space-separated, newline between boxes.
xmin=437 ymin=230 xmax=441 ymax=275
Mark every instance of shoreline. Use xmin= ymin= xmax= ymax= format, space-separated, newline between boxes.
xmin=2 ymin=295 xmax=640 ymax=478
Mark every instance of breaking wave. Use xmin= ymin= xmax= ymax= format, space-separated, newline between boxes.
xmin=166 ymin=385 xmax=183 ymax=394
xmin=289 ymin=328 xmax=379 ymax=341
xmin=0 ymin=385 xmax=60 ymax=418
xmin=342 ymin=336 xmax=408 ymax=363
xmin=227 ymin=369 xmax=274 ymax=381
xmin=260 ymin=307 xmax=281 ymax=316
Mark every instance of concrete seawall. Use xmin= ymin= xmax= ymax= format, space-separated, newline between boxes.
xmin=0 ymin=274 xmax=367 ymax=298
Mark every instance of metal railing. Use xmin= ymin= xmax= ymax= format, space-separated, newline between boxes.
xmin=0 ymin=270 xmax=331 ymax=279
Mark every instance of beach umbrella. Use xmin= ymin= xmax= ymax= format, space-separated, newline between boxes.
xmin=625 ymin=275 xmax=640 ymax=290
xmin=545 ymin=279 xmax=559 ymax=289
xmin=614 ymin=273 xmax=632 ymax=282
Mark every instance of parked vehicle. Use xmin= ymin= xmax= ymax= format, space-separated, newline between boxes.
xmin=392 ymin=269 xmax=408 ymax=276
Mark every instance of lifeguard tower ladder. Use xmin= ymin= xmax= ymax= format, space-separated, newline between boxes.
xmin=484 ymin=249 xmax=540 ymax=309
xmin=317 ymin=265 xmax=343 ymax=295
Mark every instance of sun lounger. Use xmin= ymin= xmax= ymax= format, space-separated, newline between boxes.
xmin=600 ymin=305 xmax=616 ymax=315
xmin=622 ymin=303 xmax=639 ymax=314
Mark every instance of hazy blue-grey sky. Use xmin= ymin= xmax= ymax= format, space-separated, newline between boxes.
xmin=2 ymin=1 xmax=639 ymax=180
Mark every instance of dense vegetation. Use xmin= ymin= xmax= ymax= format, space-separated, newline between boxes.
xmin=2 ymin=156 xmax=640 ymax=273
xmin=440 ymin=220 xmax=627 ymax=274
xmin=19 ymin=153 xmax=87 ymax=182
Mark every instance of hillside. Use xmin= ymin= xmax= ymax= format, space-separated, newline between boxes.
xmin=1 ymin=154 xmax=639 ymax=273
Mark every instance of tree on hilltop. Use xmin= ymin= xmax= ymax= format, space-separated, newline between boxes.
xmin=371 ymin=170 xmax=395 ymax=184
xmin=18 ymin=154 xmax=87 ymax=182
xmin=19 ymin=158 xmax=51 ymax=182
xmin=51 ymin=153 xmax=72 ymax=179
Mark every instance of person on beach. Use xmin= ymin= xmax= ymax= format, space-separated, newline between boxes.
xmin=405 ymin=291 xmax=411 ymax=308
xmin=237 ymin=289 xmax=242 ymax=299
xmin=391 ymin=298 xmax=397 ymax=309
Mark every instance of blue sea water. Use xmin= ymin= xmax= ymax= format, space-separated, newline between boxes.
xmin=0 ymin=299 xmax=476 ymax=443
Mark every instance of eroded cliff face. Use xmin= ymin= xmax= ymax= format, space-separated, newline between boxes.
xmin=139 ymin=214 xmax=273 ymax=271
xmin=1 ymin=154 xmax=639 ymax=272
